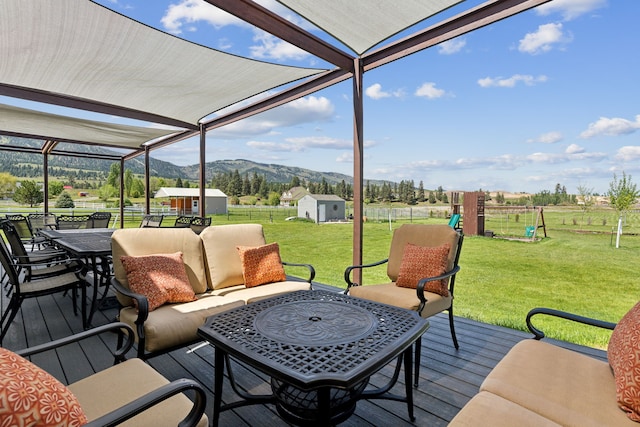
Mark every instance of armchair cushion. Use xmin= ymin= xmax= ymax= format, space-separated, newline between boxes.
xmin=120 ymin=252 xmax=196 ymax=311
xmin=608 ymin=301 xmax=640 ymax=422
xmin=237 ymin=242 xmax=286 ymax=288
xmin=395 ymin=242 xmax=450 ymax=296
xmin=0 ymin=347 xmax=87 ymax=426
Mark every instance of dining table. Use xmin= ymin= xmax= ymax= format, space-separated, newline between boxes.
xmin=39 ymin=228 xmax=115 ymax=328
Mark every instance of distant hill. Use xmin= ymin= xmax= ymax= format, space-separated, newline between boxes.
xmin=0 ymin=137 xmax=390 ymax=186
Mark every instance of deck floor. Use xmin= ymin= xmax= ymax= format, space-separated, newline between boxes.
xmin=1 ymin=281 xmax=607 ymax=426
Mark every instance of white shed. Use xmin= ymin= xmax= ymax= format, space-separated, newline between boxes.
xmin=154 ymin=187 xmax=227 ymax=215
xmin=297 ymin=194 xmax=346 ymax=223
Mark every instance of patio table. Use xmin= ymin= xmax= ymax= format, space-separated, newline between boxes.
xmin=198 ymin=289 xmax=429 ymax=426
xmin=40 ymin=228 xmax=115 ymax=327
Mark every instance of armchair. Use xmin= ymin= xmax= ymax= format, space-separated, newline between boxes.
xmin=6 ymin=322 xmax=207 ymax=426
xmin=344 ymin=224 xmax=463 ymax=387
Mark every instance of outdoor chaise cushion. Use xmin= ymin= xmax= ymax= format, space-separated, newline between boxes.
xmin=480 ymin=339 xmax=636 ymax=427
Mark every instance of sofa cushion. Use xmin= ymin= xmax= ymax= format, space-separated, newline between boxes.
xmin=68 ymin=358 xmax=207 ymax=427
xmin=348 ymin=282 xmax=452 ymax=318
xmin=120 ymin=252 xmax=196 ymax=311
xmin=387 ymin=224 xmax=459 ymax=282
xmin=608 ymin=301 xmax=640 ymax=422
xmin=210 ymin=280 xmax=311 ymax=303
xmin=481 ymin=339 xmax=635 ymax=427
xmin=112 ymin=228 xmax=208 ymax=307
xmin=395 ymin=242 xmax=450 ymax=296
xmin=119 ymin=295 xmax=244 ymax=353
xmin=200 ymin=224 xmax=267 ymax=290
xmin=0 ymin=347 xmax=87 ymax=426
xmin=449 ymin=391 xmax=561 ymax=427
xmin=237 ymin=242 xmax=286 ymax=288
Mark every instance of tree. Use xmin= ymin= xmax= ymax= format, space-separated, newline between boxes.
xmin=13 ymin=180 xmax=43 ymax=207
xmin=267 ymin=191 xmax=281 ymax=206
xmin=608 ymin=172 xmax=639 ymax=218
xmin=417 ymin=181 xmax=425 ymax=202
xmin=124 ymin=169 xmax=134 ymax=197
xmin=106 ymin=163 xmax=120 ymax=189
xmin=55 ymin=191 xmax=75 ymax=208
xmin=98 ymin=184 xmax=118 ymax=202
xmin=48 ymin=180 xmax=64 ymax=198
xmin=576 ymin=184 xmax=594 ymax=225
xmin=175 ymin=177 xmax=183 ymax=188
xmin=0 ymin=172 xmax=17 ymax=198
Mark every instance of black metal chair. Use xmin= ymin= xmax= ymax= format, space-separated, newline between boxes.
xmin=189 ymin=216 xmax=211 ymax=234
xmin=140 ymin=214 xmax=163 ymax=228
xmin=56 ymin=214 xmax=91 ymax=229
xmin=88 ymin=211 xmax=112 ymax=228
xmin=27 ymin=212 xmax=57 ymax=234
xmin=0 ymin=229 xmax=84 ymax=343
xmin=174 ymin=215 xmax=193 ymax=228
xmin=5 ymin=214 xmax=47 ymax=250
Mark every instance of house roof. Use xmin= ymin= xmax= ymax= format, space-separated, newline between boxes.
xmin=154 ymin=188 xmax=227 ymax=198
xmin=304 ymin=194 xmax=346 ymax=202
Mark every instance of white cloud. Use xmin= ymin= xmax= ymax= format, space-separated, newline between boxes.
xmin=366 ymin=83 xmax=391 ymax=99
xmin=438 ymin=38 xmax=466 ymax=55
xmin=536 ymin=0 xmax=607 ymax=21
xmin=336 ymin=152 xmax=353 ymax=163
xmin=415 ymin=82 xmax=446 ymax=99
xmin=246 ymin=140 xmax=301 ymax=152
xmin=527 ymin=131 xmax=563 ymax=144
xmin=565 ymin=143 xmax=585 ymax=154
xmin=478 ymin=74 xmax=548 ymax=88
xmin=161 ymin=0 xmax=243 ymax=34
xmin=580 ymin=115 xmax=640 ymax=138
xmin=519 ymin=23 xmax=570 ymax=54
xmin=249 ymin=31 xmax=309 ymax=60
xmin=615 ymin=146 xmax=640 ymax=162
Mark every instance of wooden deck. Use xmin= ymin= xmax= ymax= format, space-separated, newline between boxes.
xmin=1 ymin=281 xmax=607 ymax=426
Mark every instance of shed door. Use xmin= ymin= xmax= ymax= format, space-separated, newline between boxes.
xmin=318 ymin=203 xmax=326 ymax=222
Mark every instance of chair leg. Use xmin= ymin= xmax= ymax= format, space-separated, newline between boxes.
xmin=414 ymin=336 xmax=422 ymax=388
xmin=0 ymin=295 xmax=21 ymax=344
xmin=449 ymin=308 xmax=459 ymax=350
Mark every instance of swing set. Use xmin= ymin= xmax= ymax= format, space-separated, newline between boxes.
xmin=488 ymin=206 xmax=547 ymax=241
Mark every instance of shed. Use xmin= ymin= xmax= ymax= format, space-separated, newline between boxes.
xmin=297 ymin=194 xmax=346 ymax=223
xmin=154 ymin=187 xmax=227 ymax=215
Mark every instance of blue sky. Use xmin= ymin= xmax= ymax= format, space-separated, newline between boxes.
xmin=41 ymin=1 xmax=640 ymax=194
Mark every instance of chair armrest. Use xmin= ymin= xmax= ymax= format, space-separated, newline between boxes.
xmin=84 ymin=378 xmax=206 ymax=427
xmin=282 ymin=261 xmax=316 ymax=283
xmin=415 ymin=265 xmax=460 ymax=304
xmin=110 ymin=278 xmax=150 ymax=323
xmin=526 ymin=307 xmax=617 ymax=340
xmin=15 ymin=322 xmax=134 ymax=364
xmin=343 ymin=259 xmax=389 ymax=290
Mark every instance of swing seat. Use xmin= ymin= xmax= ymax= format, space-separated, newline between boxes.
xmin=525 ymin=226 xmax=535 ymax=237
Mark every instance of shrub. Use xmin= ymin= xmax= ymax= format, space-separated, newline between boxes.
xmin=55 ymin=191 xmax=75 ymax=208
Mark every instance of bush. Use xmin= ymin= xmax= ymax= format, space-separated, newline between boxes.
xmin=55 ymin=191 xmax=75 ymax=208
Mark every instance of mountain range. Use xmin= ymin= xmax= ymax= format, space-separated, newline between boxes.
xmin=0 ymin=137 xmax=387 ymax=186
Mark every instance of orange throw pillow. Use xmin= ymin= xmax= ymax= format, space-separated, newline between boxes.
xmin=120 ymin=252 xmax=196 ymax=311
xmin=608 ymin=301 xmax=640 ymax=422
xmin=395 ymin=243 xmax=450 ymax=297
xmin=0 ymin=347 xmax=88 ymax=426
xmin=237 ymin=242 xmax=287 ymax=288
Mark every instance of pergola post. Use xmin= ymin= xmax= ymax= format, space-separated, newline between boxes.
xmin=144 ymin=146 xmax=151 ymax=216
xmin=352 ymin=58 xmax=364 ymax=286
xmin=199 ymin=123 xmax=206 ymax=217
xmin=43 ymin=149 xmax=49 ymax=212
xmin=119 ymin=157 xmax=125 ymax=228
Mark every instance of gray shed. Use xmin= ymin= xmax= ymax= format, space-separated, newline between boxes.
xmin=297 ymin=194 xmax=346 ymax=223
xmin=154 ymin=187 xmax=228 ymax=215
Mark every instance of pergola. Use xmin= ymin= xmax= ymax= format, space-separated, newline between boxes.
xmin=0 ymin=0 xmax=551 ymax=283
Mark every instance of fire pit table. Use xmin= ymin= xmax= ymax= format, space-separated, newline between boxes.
xmin=198 ymin=289 xmax=430 ymax=426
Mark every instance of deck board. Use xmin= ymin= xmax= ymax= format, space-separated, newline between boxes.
xmin=1 ymin=280 xmax=607 ymax=426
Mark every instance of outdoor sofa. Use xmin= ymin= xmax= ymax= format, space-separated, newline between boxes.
xmin=449 ymin=304 xmax=640 ymax=426
xmin=111 ymin=224 xmax=315 ymax=359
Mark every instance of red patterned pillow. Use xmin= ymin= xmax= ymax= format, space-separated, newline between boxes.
xmin=608 ymin=301 xmax=640 ymax=422
xmin=120 ymin=252 xmax=196 ymax=311
xmin=395 ymin=243 xmax=450 ymax=297
xmin=0 ymin=347 xmax=87 ymax=426
xmin=237 ymin=243 xmax=287 ymax=288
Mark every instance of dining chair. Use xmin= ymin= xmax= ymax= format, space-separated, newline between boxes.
xmin=189 ymin=216 xmax=211 ymax=234
xmin=88 ymin=211 xmax=112 ymax=228
xmin=344 ymin=223 xmax=463 ymax=387
xmin=27 ymin=212 xmax=57 ymax=233
xmin=139 ymin=214 xmax=164 ymax=227
xmin=56 ymin=214 xmax=91 ymax=229
xmin=174 ymin=215 xmax=193 ymax=228
xmin=5 ymin=214 xmax=47 ymax=250
xmin=0 ymin=230 xmax=85 ymax=343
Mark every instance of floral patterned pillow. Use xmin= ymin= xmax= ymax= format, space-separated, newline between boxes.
xmin=0 ymin=347 xmax=87 ymax=426
xmin=120 ymin=252 xmax=196 ymax=311
xmin=395 ymin=243 xmax=451 ymax=297
xmin=608 ymin=301 xmax=640 ymax=422
xmin=237 ymin=243 xmax=287 ymax=288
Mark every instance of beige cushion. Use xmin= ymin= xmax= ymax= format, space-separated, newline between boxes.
xmin=348 ymin=282 xmax=451 ymax=318
xmin=449 ymin=391 xmax=561 ymax=427
xmin=200 ymin=224 xmax=266 ymax=290
xmin=69 ymin=358 xmax=207 ymax=427
xmin=112 ymin=228 xmax=208 ymax=306
xmin=210 ymin=280 xmax=311 ymax=303
xmin=387 ymin=224 xmax=459 ymax=282
xmin=119 ymin=295 xmax=244 ymax=353
xmin=481 ymin=339 xmax=636 ymax=427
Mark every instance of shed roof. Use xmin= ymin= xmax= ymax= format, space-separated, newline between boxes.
xmin=154 ymin=188 xmax=227 ymax=198
xmin=304 ymin=194 xmax=346 ymax=202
